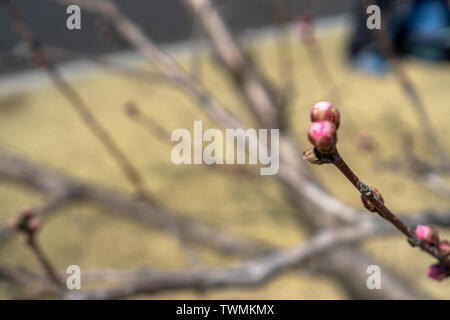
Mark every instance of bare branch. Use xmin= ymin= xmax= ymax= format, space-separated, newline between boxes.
xmin=64 ymin=211 xmax=444 ymax=300
xmin=0 ymin=146 xmax=273 ymax=258
xmin=50 ymin=0 xmax=244 ymax=131
xmin=363 ymin=0 xmax=449 ymax=164
xmin=2 ymin=0 xmax=152 ymax=199
xmin=182 ymin=0 xmax=282 ymax=129
xmin=10 ymin=207 xmax=64 ymax=290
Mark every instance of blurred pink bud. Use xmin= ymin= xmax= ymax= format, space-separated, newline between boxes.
xmin=302 ymin=147 xmax=322 ymax=165
xmin=356 ymin=132 xmax=377 ymax=152
xmin=27 ymin=217 xmax=40 ymax=232
xmin=310 ymin=101 xmax=340 ymax=128
xmin=415 ymin=225 xmax=439 ymax=245
xmin=21 ymin=205 xmax=33 ymax=216
xmin=297 ymin=22 xmax=313 ymax=41
xmin=297 ymin=11 xmax=317 ymax=45
xmin=361 ymin=187 xmax=384 ymax=212
xmin=428 ymin=263 xmax=449 ymax=281
xmin=308 ymin=121 xmax=337 ymax=152
xmin=438 ymin=240 xmax=450 ymax=257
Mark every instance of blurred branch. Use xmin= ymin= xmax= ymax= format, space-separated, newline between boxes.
xmin=1 ymin=144 xmax=442 ymax=300
xmin=381 ymin=160 xmax=450 ymax=202
xmin=124 ymin=101 xmax=172 ymax=141
xmin=10 ymin=207 xmax=64 ymax=290
xmin=182 ymin=0 xmax=282 ymax=129
xmin=8 ymin=43 xmax=167 ymax=83
xmin=0 ymin=146 xmax=436 ymax=300
xmin=68 ymin=223 xmax=393 ymax=299
xmin=0 ymin=146 xmax=274 ymax=258
xmin=0 ymin=265 xmax=63 ymax=299
xmin=272 ymin=0 xmax=296 ymax=99
xmin=1 ymin=0 xmax=152 ymax=200
xmin=297 ymin=11 xmax=340 ymax=104
xmin=4 ymin=207 xmax=448 ymax=299
xmin=363 ymin=0 xmax=449 ymax=164
xmin=1 ymin=0 xmax=210 ymax=268
xmin=125 ymin=101 xmax=260 ymax=179
xmin=63 ymin=210 xmax=447 ymax=300
xmin=124 ymin=101 xmax=287 ymax=216
xmin=0 ymin=265 xmax=45 ymax=288
xmin=50 ymin=0 xmax=245 ymax=131
xmin=189 ymin=18 xmax=205 ymax=81
xmin=372 ymin=135 xmax=450 ymax=202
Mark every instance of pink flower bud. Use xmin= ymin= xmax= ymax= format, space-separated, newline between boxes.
xmin=310 ymin=101 xmax=340 ymax=128
xmin=438 ymin=240 xmax=450 ymax=257
xmin=361 ymin=187 xmax=384 ymax=212
xmin=428 ymin=263 xmax=449 ymax=281
xmin=307 ymin=121 xmax=337 ymax=152
xmin=415 ymin=225 xmax=439 ymax=245
xmin=302 ymin=147 xmax=322 ymax=165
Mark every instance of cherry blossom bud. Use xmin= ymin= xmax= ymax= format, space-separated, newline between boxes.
xmin=302 ymin=147 xmax=322 ymax=165
xmin=438 ymin=240 xmax=450 ymax=257
xmin=310 ymin=101 xmax=340 ymax=128
xmin=428 ymin=263 xmax=449 ymax=281
xmin=307 ymin=121 xmax=337 ymax=152
xmin=415 ymin=225 xmax=439 ymax=245
xmin=361 ymin=186 xmax=384 ymax=212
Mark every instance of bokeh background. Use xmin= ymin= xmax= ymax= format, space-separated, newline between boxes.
xmin=0 ymin=0 xmax=449 ymax=299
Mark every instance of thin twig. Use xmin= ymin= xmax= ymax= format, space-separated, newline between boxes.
xmin=11 ymin=208 xmax=65 ymax=290
xmin=314 ymin=146 xmax=450 ymax=268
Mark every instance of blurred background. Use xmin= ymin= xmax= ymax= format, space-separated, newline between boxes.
xmin=0 ymin=0 xmax=354 ymax=70
xmin=0 ymin=0 xmax=449 ymax=299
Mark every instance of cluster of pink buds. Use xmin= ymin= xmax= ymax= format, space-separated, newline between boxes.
xmin=305 ymin=101 xmax=340 ymax=156
xmin=415 ymin=225 xmax=450 ymax=280
xmin=304 ymin=101 xmax=449 ymax=282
